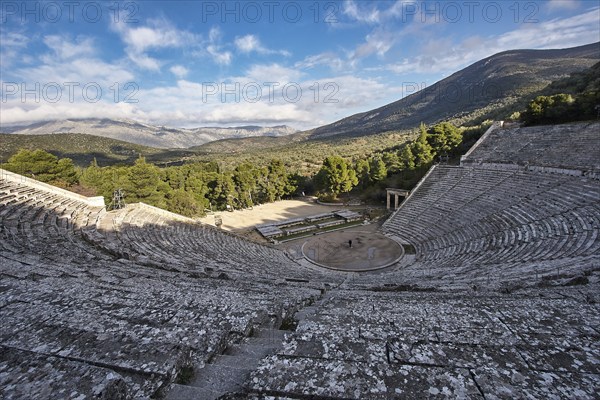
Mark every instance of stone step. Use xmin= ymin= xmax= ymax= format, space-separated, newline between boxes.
xmin=253 ymin=328 xmax=287 ymax=340
xmin=246 ymin=336 xmax=285 ymax=347
xmin=164 ymin=383 xmax=222 ymax=400
xmin=190 ymin=364 xmax=253 ymax=392
xmin=224 ymin=343 xmax=278 ymax=358
xmin=212 ymin=354 xmax=261 ymax=370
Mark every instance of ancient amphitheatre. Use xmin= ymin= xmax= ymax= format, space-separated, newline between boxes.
xmin=1 ymin=121 xmax=599 ymax=399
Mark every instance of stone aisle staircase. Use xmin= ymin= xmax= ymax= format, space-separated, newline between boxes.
xmin=165 ymin=282 xmax=343 ymax=399
xmin=166 ymin=326 xmax=287 ymax=399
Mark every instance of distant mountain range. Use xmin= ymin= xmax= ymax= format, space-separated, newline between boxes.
xmin=308 ymin=42 xmax=600 ymax=138
xmin=1 ymin=119 xmax=298 ymax=149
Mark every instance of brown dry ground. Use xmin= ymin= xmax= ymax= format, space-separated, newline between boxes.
xmin=301 ymin=230 xmax=403 ymax=271
xmin=199 ymin=198 xmax=374 ymax=234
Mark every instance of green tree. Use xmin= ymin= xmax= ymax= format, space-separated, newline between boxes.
xmin=522 ymin=94 xmax=575 ymax=125
xmin=259 ymin=159 xmax=295 ymax=203
xmin=206 ymin=173 xmax=235 ymax=210
xmin=314 ymin=156 xmax=358 ymax=198
xmin=382 ymin=152 xmax=401 ymax=174
xmin=53 ymin=158 xmax=79 ymax=186
xmin=354 ymin=158 xmax=371 ymax=189
xmin=4 ymin=149 xmax=78 ymax=186
xmin=369 ymin=155 xmax=388 ymax=182
xmin=124 ymin=156 xmax=166 ymax=207
xmin=574 ymin=90 xmax=600 ymax=120
xmin=411 ymin=123 xmax=434 ymax=167
xmin=167 ymin=189 xmax=202 ymax=217
xmin=399 ymin=145 xmax=416 ymax=170
xmin=233 ymin=162 xmax=259 ymax=208
xmin=184 ymin=172 xmax=209 ymax=212
xmin=80 ymin=158 xmax=103 ymax=191
xmin=270 ymin=159 xmax=296 ymax=199
xmin=429 ymin=122 xmax=462 ymax=155
xmin=164 ymin=167 xmax=186 ymax=190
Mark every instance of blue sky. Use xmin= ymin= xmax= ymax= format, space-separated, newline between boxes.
xmin=1 ymin=0 xmax=599 ymax=129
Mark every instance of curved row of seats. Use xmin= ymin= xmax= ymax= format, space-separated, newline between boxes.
xmin=0 ymin=178 xmax=321 ymax=399
xmin=85 ymin=202 xmax=340 ymax=283
xmin=381 ymin=165 xmax=600 ymax=288
xmin=464 ymin=121 xmax=600 ymax=171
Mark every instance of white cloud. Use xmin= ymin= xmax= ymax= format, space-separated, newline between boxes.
xmin=1 ymin=33 xmax=136 ymax=128
xmin=126 ymin=53 xmax=160 ymax=71
xmin=234 ymin=34 xmax=291 ymax=56
xmin=385 ymin=8 xmax=600 ymax=75
xmin=42 ymin=35 xmax=95 ymax=60
xmin=295 ymin=52 xmax=346 ymax=71
xmin=129 ymin=72 xmax=401 ymax=129
xmin=384 ymin=0 xmax=420 ymax=19
xmin=207 ymin=45 xmax=232 ymax=66
xmin=1 ymin=65 xmax=403 ymax=130
xmin=208 ymin=27 xmax=221 ymax=43
xmin=244 ymin=63 xmax=303 ymax=83
xmin=0 ymin=30 xmax=29 ymax=67
xmin=497 ymin=8 xmax=600 ymax=50
xmin=1 ymin=31 xmax=28 ymax=47
xmin=12 ymin=35 xmax=135 ymax=86
xmin=235 ymin=34 xmax=261 ymax=53
xmin=205 ymin=27 xmax=232 ymax=66
xmin=170 ymin=65 xmax=189 ymax=78
xmin=0 ymin=100 xmax=142 ymax=126
xmin=351 ymin=29 xmax=395 ymax=61
xmin=342 ymin=0 xmax=380 ymax=23
xmin=111 ymin=17 xmax=200 ymax=71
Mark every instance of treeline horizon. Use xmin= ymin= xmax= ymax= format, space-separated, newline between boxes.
xmin=1 ymin=120 xmax=481 ymax=217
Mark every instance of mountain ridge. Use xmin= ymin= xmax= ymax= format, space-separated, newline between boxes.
xmin=1 ymin=118 xmax=298 ymax=149
xmin=308 ymin=42 xmax=600 ymax=138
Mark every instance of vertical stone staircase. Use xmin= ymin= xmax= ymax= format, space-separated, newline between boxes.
xmin=165 ymin=326 xmax=287 ymax=400
xmin=165 ymin=286 xmax=339 ymax=399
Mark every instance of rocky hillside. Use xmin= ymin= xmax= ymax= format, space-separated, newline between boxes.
xmin=309 ymin=42 xmax=600 ymax=138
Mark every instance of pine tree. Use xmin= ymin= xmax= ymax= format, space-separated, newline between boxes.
xmin=369 ymin=156 xmax=388 ymax=182
xmin=4 ymin=149 xmax=78 ymax=186
xmin=399 ymin=145 xmax=416 ymax=170
xmin=206 ymin=173 xmax=235 ymax=210
xmin=382 ymin=152 xmax=401 ymax=174
xmin=354 ymin=158 xmax=371 ymax=189
xmin=124 ymin=156 xmax=166 ymax=207
xmin=315 ymin=156 xmax=358 ymax=198
xmin=429 ymin=122 xmax=462 ymax=154
xmin=233 ymin=162 xmax=259 ymax=208
xmin=266 ymin=159 xmax=295 ymax=201
xmin=411 ymin=123 xmax=434 ymax=167
xmin=167 ymin=189 xmax=202 ymax=217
